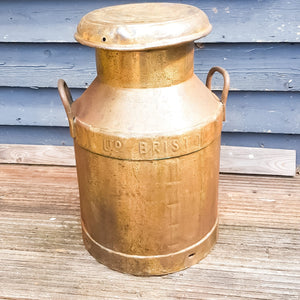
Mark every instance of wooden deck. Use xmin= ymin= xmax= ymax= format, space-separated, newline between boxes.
xmin=0 ymin=160 xmax=299 ymax=299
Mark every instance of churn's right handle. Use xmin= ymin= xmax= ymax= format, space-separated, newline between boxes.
xmin=206 ymin=66 xmax=230 ymax=121
xmin=58 ymin=79 xmax=76 ymax=138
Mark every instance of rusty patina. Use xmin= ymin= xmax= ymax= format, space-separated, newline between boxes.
xmin=58 ymin=3 xmax=230 ymax=275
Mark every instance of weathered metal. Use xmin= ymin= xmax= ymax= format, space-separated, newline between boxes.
xmin=58 ymin=3 xmax=229 ymax=276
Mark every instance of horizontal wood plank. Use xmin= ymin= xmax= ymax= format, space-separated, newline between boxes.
xmin=0 ymin=43 xmax=299 ymax=91
xmin=0 ymin=126 xmax=73 ymax=147
xmin=0 ymin=0 xmax=299 ymax=43
xmin=0 ymin=127 xmax=299 ymax=164
xmin=221 ymin=132 xmax=300 ymax=160
xmin=220 ymin=145 xmax=296 ymax=176
xmin=0 ymin=164 xmax=299 ymax=299
xmin=1 ymin=88 xmax=299 ymax=134
xmin=0 ymin=144 xmax=76 ymax=166
xmin=0 ymin=144 xmax=296 ymax=176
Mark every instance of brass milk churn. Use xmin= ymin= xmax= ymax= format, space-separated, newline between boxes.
xmin=58 ymin=3 xmax=229 ymax=275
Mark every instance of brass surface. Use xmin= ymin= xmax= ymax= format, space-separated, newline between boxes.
xmin=95 ymin=43 xmax=194 ymax=88
xmin=57 ymin=79 xmax=75 ymax=138
xmin=75 ymin=137 xmax=220 ymax=275
xmin=58 ymin=3 xmax=230 ymax=275
xmin=75 ymin=3 xmax=212 ymax=50
xmin=206 ymin=66 xmax=230 ymax=121
xmin=82 ymin=219 xmax=219 ymax=276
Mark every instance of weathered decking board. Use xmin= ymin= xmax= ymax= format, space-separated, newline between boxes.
xmin=220 ymin=145 xmax=296 ymax=176
xmin=0 ymin=164 xmax=299 ymax=299
xmin=0 ymin=144 xmax=296 ymax=176
xmin=1 ymin=0 xmax=299 ymax=43
xmin=1 ymin=43 xmax=299 ymax=91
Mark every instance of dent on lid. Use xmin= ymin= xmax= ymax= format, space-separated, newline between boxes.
xmin=75 ymin=3 xmax=212 ymax=50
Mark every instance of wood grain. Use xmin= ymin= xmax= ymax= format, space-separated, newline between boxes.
xmin=0 ymin=144 xmax=76 ymax=166
xmin=0 ymin=144 xmax=296 ymax=176
xmin=0 ymin=0 xmax=299 ymax=43
xmin=0 ymin=164 xmax=299 ymax=299
xmin=1 ymin=43 xmax=299 ymax=91
xmin=222 ymin=132 xmax=300 ymax=166
xmin=220 ymin=145 xmax=296 ymax=176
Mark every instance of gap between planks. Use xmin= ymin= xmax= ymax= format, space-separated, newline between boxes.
xmin=0 ymin=144 xmax=296 ymax=177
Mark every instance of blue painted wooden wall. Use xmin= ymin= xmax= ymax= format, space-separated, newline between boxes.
xmin=0 ymin=0 xmax=299 ymax=164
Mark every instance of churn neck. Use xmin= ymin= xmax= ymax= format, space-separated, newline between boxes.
xmin=95 ymin=43 xmax=194 ymax=88
xmin=75 ymin=3 xmax=212 ymax=88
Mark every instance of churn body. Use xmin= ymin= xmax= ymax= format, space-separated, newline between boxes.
xmin=58 ymin=3 xmax=229 ymax=275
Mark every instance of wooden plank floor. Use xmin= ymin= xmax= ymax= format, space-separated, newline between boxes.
xmin=0 ymin=164 xmax=299 ymax=299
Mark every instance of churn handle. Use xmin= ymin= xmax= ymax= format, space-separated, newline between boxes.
xmin=58 ymin=79 xmax=76 ymax=138
xmin=206 ymin=66 xmax=230 ymax=121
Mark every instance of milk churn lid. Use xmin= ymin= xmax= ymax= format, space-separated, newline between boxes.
xmin=75 ymin=3 xmax=212 ymax=50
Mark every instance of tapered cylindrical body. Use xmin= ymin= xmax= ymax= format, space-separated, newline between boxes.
xmin=58 ymin=3 xmax=229 ymax=275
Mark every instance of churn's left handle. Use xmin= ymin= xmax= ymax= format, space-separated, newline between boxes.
xmin=58 ymin=79 xmax=76 ymax=138
xmin=206 ymin=66 xmax=230 ymax=121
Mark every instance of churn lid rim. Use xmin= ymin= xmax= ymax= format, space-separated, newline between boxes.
xmin=74 ymin=3 xmax=212 ymax=50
